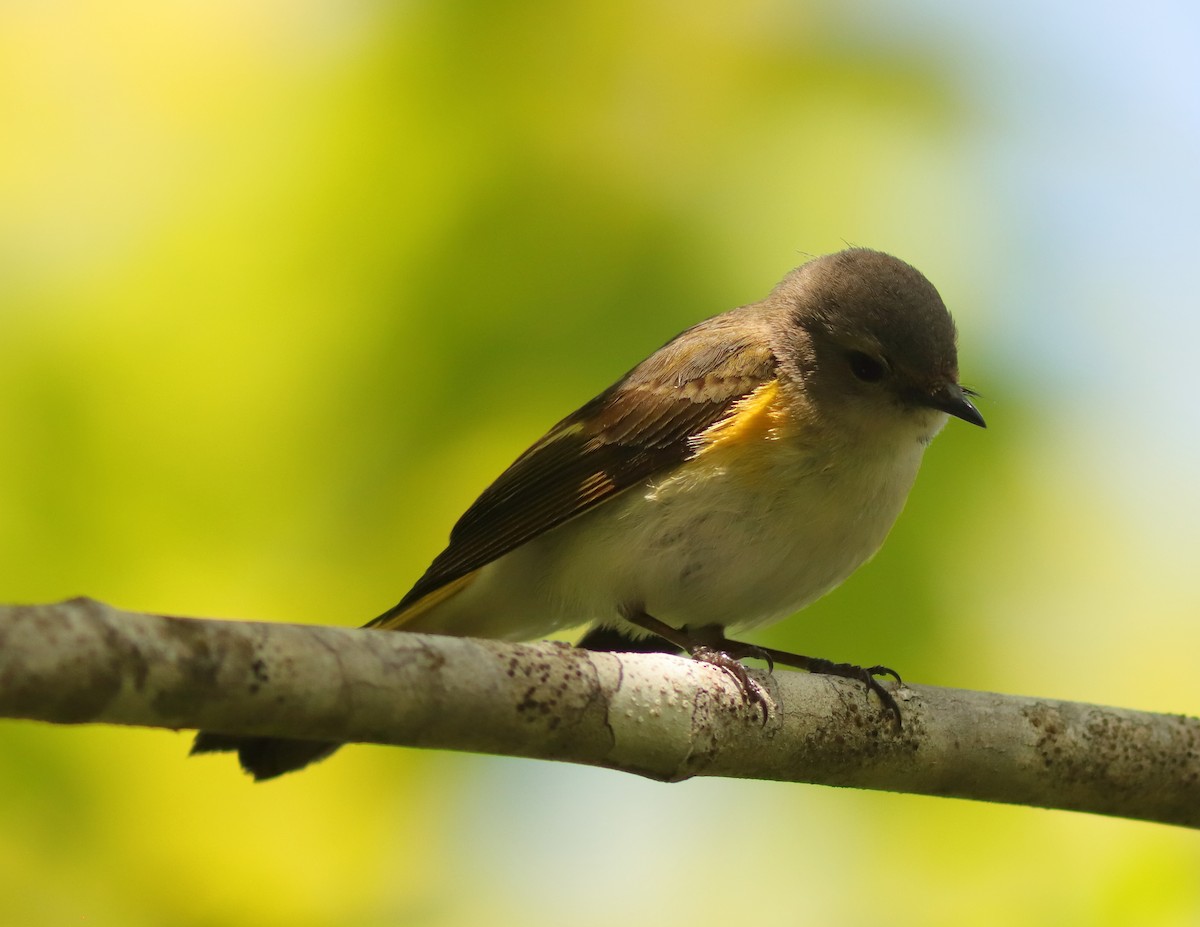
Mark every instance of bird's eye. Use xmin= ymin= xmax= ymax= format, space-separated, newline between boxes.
xmin=847 ymin=351 xmax=887 ymax=383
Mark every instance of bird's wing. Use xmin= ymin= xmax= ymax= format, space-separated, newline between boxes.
xmin=370 ymin=320 xmax=778 ymax=628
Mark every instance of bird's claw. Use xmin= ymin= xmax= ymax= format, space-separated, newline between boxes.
xmin=690 ymin=645 xmax=772 ymax=724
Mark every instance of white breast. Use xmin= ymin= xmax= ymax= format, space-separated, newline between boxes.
xmin=409 ymin=415 xmax=941 ymax=641
xmin=559 ymin=436 xmax=928 ymax=632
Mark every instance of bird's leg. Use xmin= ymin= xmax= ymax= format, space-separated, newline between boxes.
xmin=617 ymin=608 xmax=902 ymax=729
xmin=751 ymin=643 xmax=903 ymax=729
xmin=619 ymin=609 xmax=771 ymax=721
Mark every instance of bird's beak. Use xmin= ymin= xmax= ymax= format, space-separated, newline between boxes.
xmin=925 ymin=382 xmax=986 ymax=428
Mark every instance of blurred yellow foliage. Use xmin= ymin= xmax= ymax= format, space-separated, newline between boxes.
xmin=1 ymin=3 xmax=1196 ymax=926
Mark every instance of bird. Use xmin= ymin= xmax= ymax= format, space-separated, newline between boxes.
xmin=192 ymin=247 xmax=985 ymax=779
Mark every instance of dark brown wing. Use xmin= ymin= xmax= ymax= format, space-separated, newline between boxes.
xmin=370 ymin=315 xmax=777 ymax=627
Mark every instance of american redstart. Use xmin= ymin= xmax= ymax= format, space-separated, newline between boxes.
xmin=194 ymin=248 xmax=984 ymax=778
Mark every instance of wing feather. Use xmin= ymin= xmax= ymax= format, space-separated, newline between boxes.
xmin=370 ymin=317 xmax=777 ymax=627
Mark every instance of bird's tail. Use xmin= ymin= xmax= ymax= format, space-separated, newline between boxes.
xmin=189 ymin=583 xmax=475 ymax=778
xmin=191 ymin=585 xmax=675 ymax=779
xmin=190 ymin=731 xmax=340 ymax=782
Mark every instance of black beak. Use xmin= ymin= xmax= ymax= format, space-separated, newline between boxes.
xmin=925 ymin=383 xmax=986 ymax=428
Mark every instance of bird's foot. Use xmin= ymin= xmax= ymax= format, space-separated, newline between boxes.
xmin=613 ymin=610 xmax=902 ymax=729
xmin=687 ymin=644 xmax=772 ymax=723
xmin=750 ymin=646 xmax=903 ymax=729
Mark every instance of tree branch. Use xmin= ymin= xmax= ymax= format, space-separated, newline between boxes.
xmin=1 ymin=598 xmax=1196 ymax=827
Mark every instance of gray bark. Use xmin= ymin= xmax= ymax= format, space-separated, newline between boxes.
xmin=1 ymin=598 xmax=1197 ymax=828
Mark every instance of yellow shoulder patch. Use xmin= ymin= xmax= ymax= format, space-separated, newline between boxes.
xmin=694 ymin=378 xmax=786 ymax=456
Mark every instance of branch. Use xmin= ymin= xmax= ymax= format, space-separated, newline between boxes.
xmin=1 ymin=598 xmax=1197 ymax=828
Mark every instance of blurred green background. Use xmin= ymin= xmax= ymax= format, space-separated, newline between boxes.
xmin=2 ymin=1 xmax=1199 ymax=925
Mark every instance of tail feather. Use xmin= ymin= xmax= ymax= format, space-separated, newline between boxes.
xmin=189 ymin=589 xmax=456 ymax=781
xmin=190 ymin=732 xmax=340 ymax=781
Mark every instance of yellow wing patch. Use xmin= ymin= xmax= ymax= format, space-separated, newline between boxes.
xmin=370 ymin=569 xmax=480 ymax=630
xmin=694 ymin=378 xmax=787 ymax=456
